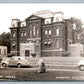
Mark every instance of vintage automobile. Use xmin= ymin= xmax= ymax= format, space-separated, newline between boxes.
xmin=78 ymin=60 xmax=84 ymax=71
xmin=1 ymin=57 xmax=30 ymax=68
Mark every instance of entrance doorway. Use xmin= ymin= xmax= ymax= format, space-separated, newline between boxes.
xmin=25 ymin=50 xmax=30 ymax=57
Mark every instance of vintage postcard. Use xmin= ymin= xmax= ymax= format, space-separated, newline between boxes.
xmin=0 ymin=3 xmax=84 ymax=81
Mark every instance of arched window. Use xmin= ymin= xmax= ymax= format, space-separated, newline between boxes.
xmin=12 ymin=41 xmax=16 ymax=49
xmin=45 ymin=30 xmax=48 ymax=35
xmin=24 ymin=32 xmax=26 ymax=37
xmin=56 ymin=28 xmax=59 ymax=35
xmin=13 ymin=32 xmax=16 ymax=38
xmin=56 ymin=39 xmax=60 ymax=48
xmin=21 ymin=32 xmax=23 ymax=37
xmin=30 ymin=30 xmax=32 ymax=38
xmin=33 ymin=25 xmax=36 ymax=36
xmin=48 ymin=40 xmax=52 ymax=47
xmin=29 ymin=25 xmax=32 ymax=38
xmin=49 ymin=29 xmax=51 ymax=36
xmin=44 ymin=41 xmax=47 ymax=48
xmin=37 ymin=29 xmax=39 ymax=37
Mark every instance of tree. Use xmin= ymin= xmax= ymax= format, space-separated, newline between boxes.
xmin=0 ymin=32 xmax=10 ymax=53
xmin=70 ymin=17 xmax=83 ymax=33
xmin=79 ymin=32 xmax=84 ymax=49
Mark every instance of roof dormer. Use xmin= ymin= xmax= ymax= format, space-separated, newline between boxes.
xmin=11 ymin=19 xmax=20 ymax=28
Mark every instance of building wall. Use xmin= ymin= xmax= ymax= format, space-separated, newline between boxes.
xmin=0 ymin=46 xmax=7 ymax=57
xmin=66 ymin=20 xmax=73 ymax=45
xmin=10 ymin=12 xmax=74 ymax=57
xmin=20 ymin=43 xmax=40 ymax=57
xmin=41 ymin=22 xmax=67 ymax=56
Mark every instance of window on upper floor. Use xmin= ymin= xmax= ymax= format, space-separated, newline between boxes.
xmin=45 ymin=30 xmax=48 ymax=35
xmin=33 ymin=25 xmax=36 ymax=36
xmin=36 ymin=29 xmax=39 ymax=37
xmin=21 ymin=21 xmax=26 ymax=27
xmin=30 ymin=30 xmax=32 ymax=38
xmin=45 ymin=18 xmax=51 ymax=24
xmin=56 ymin=17 xmax=59 ymax=22
xmin=21 ymin=32 xmax=26 ymax=38
xmin=21 ymin=32 xmax=23 ymax=37
xmin=13 ymin=32 xmax=16 ymax=38
xmin=49 ymin=29 xmax=52 ymax=36
xmin=22 ymin=24 xmax=25 ymax=27
xmin=12 ymin=24 xmax=15 ymax=27
xmin=24 ymin=32 xmax=26 ymax=37
xmin=56 ymin=28 xmax=59 ymax=35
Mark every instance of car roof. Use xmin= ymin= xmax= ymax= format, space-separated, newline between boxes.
xmin=12 ymin=56 xmax=25 ymax=59
xmin=12 ymin=56 xmax=24 ymax=58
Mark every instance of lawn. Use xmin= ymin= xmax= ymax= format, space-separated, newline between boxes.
xmin=0 ymin=67 xmax=82 ymax=81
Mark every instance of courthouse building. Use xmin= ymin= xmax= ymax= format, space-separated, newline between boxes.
xmin=9 ymin=10 xmax=76 ymax=57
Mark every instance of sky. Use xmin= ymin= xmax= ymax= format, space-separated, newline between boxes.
xmin=0 ymin=3 xmax=84 ymax=34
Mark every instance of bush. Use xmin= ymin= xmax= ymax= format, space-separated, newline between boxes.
xmin=7 ymin=53 xmax=16 ymax=57
xmin=61 ymin=52 xmax=71 ymax=57
xmin=31 ymin=53 xmax=36 ymax=57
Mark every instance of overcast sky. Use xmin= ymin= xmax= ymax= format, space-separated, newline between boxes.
xmin=0 ymin=3 xmax=84 ymax=34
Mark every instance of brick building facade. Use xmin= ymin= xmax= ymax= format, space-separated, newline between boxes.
xmin=10 ymin=10 xmax=75 ymax=57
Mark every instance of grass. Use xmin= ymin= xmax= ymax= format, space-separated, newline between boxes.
xmin=0 ymin=56 xmax=83 ymax=81
xmin=0 ymin=67 xmax=83 ymax=81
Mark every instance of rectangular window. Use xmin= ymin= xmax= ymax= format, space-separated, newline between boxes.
xmin=4 ymin=49 xmax=6 ymax=55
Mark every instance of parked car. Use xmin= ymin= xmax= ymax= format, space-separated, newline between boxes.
xmin=1 ymin=57 xmax=30 ymax=68
xmin=78 ymin=60 xmax=84 ymax=71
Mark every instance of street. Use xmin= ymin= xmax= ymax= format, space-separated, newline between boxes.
xmin=0 ymin=65 xmax=84 ymax=81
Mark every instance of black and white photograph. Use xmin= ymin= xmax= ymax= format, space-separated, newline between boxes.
xmin=0 ymin=4 xmax=84 ymax=81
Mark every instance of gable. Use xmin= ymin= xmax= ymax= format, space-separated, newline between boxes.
xmin=26 ymin=15 xmax=43 ymax=21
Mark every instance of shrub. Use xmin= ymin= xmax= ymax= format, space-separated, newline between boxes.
xmin=61 ymin=52 xmax=71 ymax=57
xmin=7 ymin=53 xmax=15 ymax=57
xmin=31 ymin=53 xmax=36 ymax=57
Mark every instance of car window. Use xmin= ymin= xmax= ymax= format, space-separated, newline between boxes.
xmin=10 ymin=58 xmax=14 ymax=60
xmin=10 ymin=57 xmax=18 ymax=61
